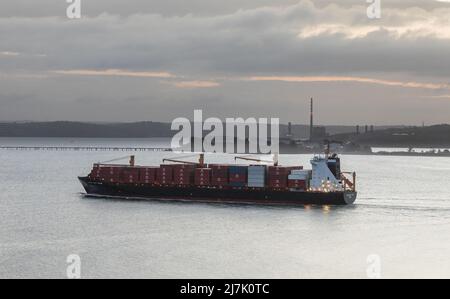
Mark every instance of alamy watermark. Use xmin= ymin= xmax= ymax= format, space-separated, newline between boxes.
xmin=66 ymin=0 xmax=380 ymax=20
xmin=367 ymin=0 xmax=381 ymax=19
xmin=66 ymin=254 xmax=81 ymax=279
xmin=366 ymin=254 xmax=381 ymax=279
xmin=171 ymin=110 xmax=279 ymax=154
xmin=66 ymin=0 xmax=82 ymax=19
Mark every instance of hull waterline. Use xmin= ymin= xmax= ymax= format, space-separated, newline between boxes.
xmin=78 ymin=177 xmax=357 ymax=206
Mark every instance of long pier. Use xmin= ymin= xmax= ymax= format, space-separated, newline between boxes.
xmin=0 ymin=146 xmax=172 ymax=152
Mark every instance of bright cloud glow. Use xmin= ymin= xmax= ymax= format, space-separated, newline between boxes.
xmin=0 ymin=51 xmax=20 ymax=56
xmin=173 ymin=81 xmax=221 ymax=88
xmin=247 ymin=76 xmax=450 ymax=90
xmin=53 ymin=69 xmax=175 ymax=79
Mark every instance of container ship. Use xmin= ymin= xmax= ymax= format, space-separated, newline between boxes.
xmin=78 ymin=152 xmax=357 ymax=206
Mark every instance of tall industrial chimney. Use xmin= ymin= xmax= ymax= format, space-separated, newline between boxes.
xmin=309 ymin=98 xmax=314 ymax=141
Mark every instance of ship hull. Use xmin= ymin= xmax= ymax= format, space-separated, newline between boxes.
xmin=78 ymin=177 xmax=357 ymax=206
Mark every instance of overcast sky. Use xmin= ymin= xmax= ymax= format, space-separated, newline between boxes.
xmin=1 ymin=0 xmax=450 ymax=125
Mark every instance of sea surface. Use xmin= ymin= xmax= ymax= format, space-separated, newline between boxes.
xmin=1 ymin=138 xmax=450 ymax=279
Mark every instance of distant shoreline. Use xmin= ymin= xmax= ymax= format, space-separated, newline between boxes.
xmin=0 ymin=121 xmax=400 ymax=138
xmin=1 ymin=122 xmax=450 ymax=148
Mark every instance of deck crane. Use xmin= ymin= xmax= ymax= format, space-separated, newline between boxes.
xmin=163 ymin=153 xmax=205 ymax=167
xmin=234 ymin=153 xmax=279 ymax=166
xmin=98 ymin=155 xmax=137 ymax=167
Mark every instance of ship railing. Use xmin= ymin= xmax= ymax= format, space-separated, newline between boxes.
xmin=340 ymin=172 xmax=356 ymax=192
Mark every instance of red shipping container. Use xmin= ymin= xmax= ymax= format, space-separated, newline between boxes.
xmin=98 ymin=168 xmax=112 ymax=176
xmin=120 ymin=167 xmax=139 ymax=183
xmin=268 ymin=170 xmax=288 ymax=188
xmin=268 ymin=166 xmax=290 ymax=175
xmin=102 ymin=176 xmax=121 ymax=183
xmin=89 ymin=168 xmax=101 ymax=179
xmin=174 ymin=175 xmax=193 ymax=185
xmin=268 ymin=182 xmax=287 ymax=188
xmin=210 ymin=164 xmax=229 ymax=170
xmin=196 ymin=172 xmax=210 ymax=178
xmin=94 ymin=166 xmax=123 ymax=181
xmin=210 ymin=165 xmax=229 ymax=186
xmin=267 ymin=166 xmax=304 ymax=187
xmin=195 ymin=179 xmax=211 ymax=186
xmin=173 ymin=165 xmax=195 ymax=175
xmin=173 ymin=165 xmax=195 ymax=184
xmin=212 ymin=177 xmax=228 ymax=186
xmin=194 ymin=168 xmax=212 ymax=186
xmin=269 ymin=178 xmax=286 ymax=183
xmin=173 ymin=164 xmax=196 ymax=170
xmin=268 ymin=166 xmax=303 ymax=175
xmin=138 ymin=167 xmax=158 ymax=184
xmin=288 ymin=180 xmax=307 ymax=189
xmin=195 ymin=168 xmax=212 ymax=186
xmin=157 ymin=165 xmax=175 ymax=184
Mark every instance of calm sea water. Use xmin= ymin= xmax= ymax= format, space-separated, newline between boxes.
xmin=1 ymin=138 xmax=450 ymax=279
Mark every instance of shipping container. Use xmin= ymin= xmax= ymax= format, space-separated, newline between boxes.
xmin=157 ymin=165 xmax=175 ymax=185
xmin=229 ymin=173 xmax=247 ymax=181
xmin=98 ymin=166 xmax=122 ymax=177
xmin=230 ymin=181 xmax=246 ymax=187
xmin=211 ymin=164 xmax=229 ymax=186
xmin=212 ymin=177 xmax=228 ymax=186
xmin=288 ymin=179 xmax=307 ymax=190
xmin=120 ymin=167 xmax=140 ymax=183
xmin=136 ymin=167 xmax=158 ymax=184
xmin=173 ymin=164 xmax=196 ymax=174
xmin=209 ymin=164 xmax=229 ymax=170
xmin=194 ymin=168 xmax=212 ymax=186
xmin=174 ymin=175 xmax=194 ymax=185
xmin=248 ymin=165 xmax=266 ymax=188
xmin=229 ymin=165 xmax=247 ymax=172
xmin=173 ymin=164 xmax=195 ymax=185
xmin=268 ymin=166 xmax=303 ymax=173
xmin=229 ymin=166 xmax=247 ymax=185
xmin=267 ymin=166 xmax=303 ymax=188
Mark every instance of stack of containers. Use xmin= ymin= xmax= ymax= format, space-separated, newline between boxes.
xmin=288 ymin=169 xmax=311 ymax=190
xmin=173 ymin=164 xmax=196 ymax=186
xmin=157 ymin=165 xmax=175 ymax=185
xmin=247 ymin=165 xmax=266 ymax=188
xmin=268 ymin=166 xmax=303 ymax=189
xmin=229 ymin=165 xmax=248 ymax=187
xmin=92 ymin=165 xmax=122 ymax=183
xmin=210 ymin=164 xmax=229 ymax=187
xmin=268 ymin=166 xmax=290 ymax=189
xmin=195 ymin=168 xmax=212 ymax=186
xmin=89 ymin=164 xmax=101 ymax=179
xmin=138 ymin=167 xmax=158 ymax=184
xmin=121 ymin=167 xmax=140 ymax=184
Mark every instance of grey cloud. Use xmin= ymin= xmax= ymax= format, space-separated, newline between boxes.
xmin=0 ymin=1 xmax=448 ymax=18
xmin=1 ymin=1 xmax=449 ymax=77
xmin=1 ymin=0 xmax=450 ymax=123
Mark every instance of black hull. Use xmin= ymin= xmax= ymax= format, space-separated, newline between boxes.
xmin=78 ymin=177 xmax=357 ymax=206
